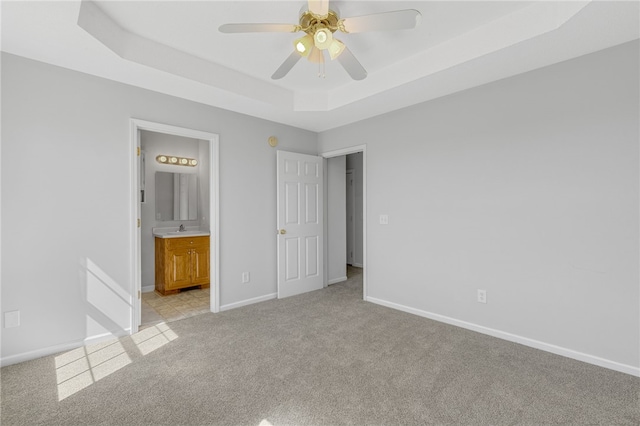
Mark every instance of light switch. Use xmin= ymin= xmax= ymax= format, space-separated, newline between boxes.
xmin=379 ymin=214 xmax=389 ymax=225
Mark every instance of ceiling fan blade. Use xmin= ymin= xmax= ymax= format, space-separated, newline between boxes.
xmin=271 ymin=51 xmax=302 ymax=79
xmin=336 ymin=47 xmax=367 ymax=80
xmin=219 ymin=23 xmax=298 ymax=33
xmin=341 ymin=9 xmax=421 ymax=33
xmin=308 ymin=0 xmax=329 ymax=17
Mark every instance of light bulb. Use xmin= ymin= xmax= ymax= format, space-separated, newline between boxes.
xmin=180 ymin=158 xmax=188 ymax=165
xmin=293 ymin=34 xmax=313 ymax=57
xmin=313 ymin=28 xmax=333 ymax=50
xmin=328 ymin=39 xmax=346 ymax=60
xmin=170 ymin=157 xmax=178 ymax=164
xmin=159 ymin=156 xmax=167 ymax=163
xmin=190 ymin=159 xmax=198 ymax=166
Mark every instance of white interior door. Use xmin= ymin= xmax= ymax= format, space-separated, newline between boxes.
xmin=277 ymin=151 xmax=324 ymax=298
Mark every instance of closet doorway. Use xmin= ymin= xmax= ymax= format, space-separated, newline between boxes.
xmin=323 ymin=145 xmax=367 ymax=300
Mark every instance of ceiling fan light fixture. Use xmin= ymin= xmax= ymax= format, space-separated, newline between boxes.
xmin=220 ymin=2 xmax=421 ymax=80
xmin=308 ymin=46 xmax=324 ymax=64
xmin=328 ymin=39 xmax=345 ymax=60
xmin=313 ymin=28 xmax=333 ymax=50
xmin=294 ymin=34 xmax=313 ymax=56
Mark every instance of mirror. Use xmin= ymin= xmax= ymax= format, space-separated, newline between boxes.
xmin=155 ymin=172 xmax=198 ymax=221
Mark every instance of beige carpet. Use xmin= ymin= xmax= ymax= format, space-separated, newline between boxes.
xmin=2 ymin=267 xmax=638 ymax=425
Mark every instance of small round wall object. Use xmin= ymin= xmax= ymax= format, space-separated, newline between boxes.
xmin=268 ymin=136 xmax=278 ymax=147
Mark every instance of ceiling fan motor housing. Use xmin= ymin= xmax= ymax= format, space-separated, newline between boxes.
xmin=300 ymin=10 xmax=342 ymax=37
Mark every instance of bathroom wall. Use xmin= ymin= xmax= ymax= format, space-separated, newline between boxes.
xmin=139 ymin=131 xmax=207 ymax=291
xmin=1 ymin=53 xmax=317 ymax=364
xmin=198 ymin=140 xmax=211 ymax=235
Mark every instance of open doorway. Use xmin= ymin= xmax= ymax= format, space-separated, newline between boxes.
xmin=139 ymin=130 xmax=210 ymax=329
xmin=322 ymin=145 xmax=367 ymax=300
xmin=130 ymin=119 xmax=220 ymax=334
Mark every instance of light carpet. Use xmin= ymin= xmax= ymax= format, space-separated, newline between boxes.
xmin=2 ymin=268 xmax=638 ymax=425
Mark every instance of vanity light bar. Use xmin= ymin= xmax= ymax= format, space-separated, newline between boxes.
xmin=156 ymin=155 xmax=198 ymax=167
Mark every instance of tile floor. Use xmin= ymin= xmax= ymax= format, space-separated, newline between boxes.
xmin=141 ymin=287 xmax=210 ymax=329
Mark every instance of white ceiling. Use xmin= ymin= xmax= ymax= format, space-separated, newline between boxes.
xmin=2 ymin=1 xmax=638 ymax=132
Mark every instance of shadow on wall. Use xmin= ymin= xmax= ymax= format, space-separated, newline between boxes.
xmin=81 ymin=258 xmax=131 ymax=338
xmin=52 ymin=258 xmax=179 ymax=401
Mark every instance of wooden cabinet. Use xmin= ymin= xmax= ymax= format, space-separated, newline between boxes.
xmin=155 ymin=236 xmax=210 ymax=295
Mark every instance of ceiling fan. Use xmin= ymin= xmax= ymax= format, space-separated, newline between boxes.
xmin=219 ymin=1 xmax=421 ymax=81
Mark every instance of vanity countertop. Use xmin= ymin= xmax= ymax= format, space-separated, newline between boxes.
xmin=153 ymin=228 xmax=210 ymax=239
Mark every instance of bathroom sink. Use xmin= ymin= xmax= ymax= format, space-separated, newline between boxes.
xmin=153 ymin=229 xmax=210 ymax=238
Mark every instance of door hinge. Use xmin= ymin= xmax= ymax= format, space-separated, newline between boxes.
xmin=137 ymin=147 xmax=141 ymax=156
xmin=138 ymin=290 xmax=141 ymax=299
xmin=137 ymin=218 xmax=141 ymax=228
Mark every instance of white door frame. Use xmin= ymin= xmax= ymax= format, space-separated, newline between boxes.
xmin=321 ymin=145 xmax=367 ymax=301
xmin=129 ymin=119 xmax=220 ymax=333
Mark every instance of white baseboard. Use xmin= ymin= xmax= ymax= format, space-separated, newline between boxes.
xmin=142 ymin=285 xmax=155 ymax=293
xmin=328 ymin=276 xmax=347 ymax=285
xmin=220 ymin=293 xmax=277 ymax=312
xmin=366 ymin=296 xmax=639 ymax=377
xmin=1 ymin=329 xmax=131 ymax=367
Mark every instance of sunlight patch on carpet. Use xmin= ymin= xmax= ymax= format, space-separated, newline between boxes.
xmin=54 ymin=323 xmax=178 ymax=401
xmin=131 ymin=322 xmax=178 ymax=355
xmin=55 ymin=341 xmax=131 ymax=401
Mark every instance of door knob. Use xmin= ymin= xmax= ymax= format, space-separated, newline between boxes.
xmin=279 ymin=229 xmax=287 ymax=235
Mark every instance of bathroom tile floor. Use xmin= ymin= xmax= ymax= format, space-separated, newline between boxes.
xmin=140 ymin=287 xmax=210 ymax=329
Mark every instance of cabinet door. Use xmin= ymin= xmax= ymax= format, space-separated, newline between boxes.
xmin=191 ymin=245 xmax=210 ymax=285
xmin=167 ymin=248 xmax=192 ymax=289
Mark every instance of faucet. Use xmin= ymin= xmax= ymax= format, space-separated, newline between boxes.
xmin=179 ymin=224 xmax=186 ymax=232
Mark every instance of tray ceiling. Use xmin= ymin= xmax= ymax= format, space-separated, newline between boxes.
xmin=2 ymin=1 xmax=638 ymax=131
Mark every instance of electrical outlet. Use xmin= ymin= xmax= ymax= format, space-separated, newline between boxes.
xmin=241 ymin=272 xmax=250 ymax=283
xmin=379 ymin=214 xmax=389 ymax=225
xmin=477 ymin=289 xmax=487 ymax=304
xmin=5 ymin=311 xmax=20 ymax=328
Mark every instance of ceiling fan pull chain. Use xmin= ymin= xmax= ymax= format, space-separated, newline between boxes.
xmin=318 ymin=60 xmax=326 ymax=79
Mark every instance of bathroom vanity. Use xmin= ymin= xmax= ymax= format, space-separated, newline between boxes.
xmin=154 ymin=232 xmax=210 ymax=296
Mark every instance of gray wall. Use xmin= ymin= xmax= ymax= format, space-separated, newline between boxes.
xmin=2 ymin=40 xmax=638 ymax=374
xmin=327 ymin=156 xmax=346 ymax=283
xmin=319 ymin=41 xmax=640 ymax=371
xmin=346 ymin=152 xmax=364 ymax=267
xmin=1 ymin=53 xmax=317 ymax=361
